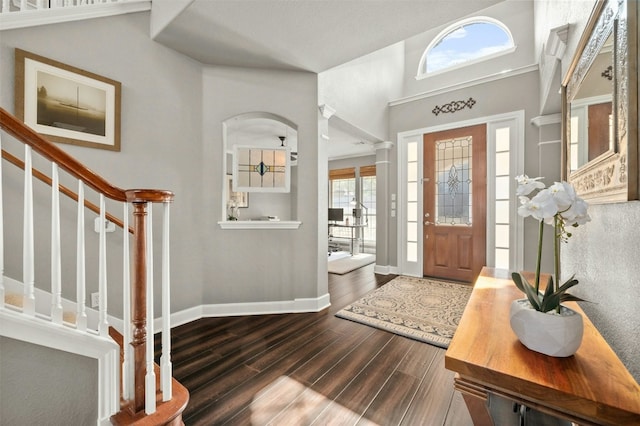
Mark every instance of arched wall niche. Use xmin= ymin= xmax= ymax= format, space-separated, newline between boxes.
xmin=222 ymin=112 xmax=299 ymax=223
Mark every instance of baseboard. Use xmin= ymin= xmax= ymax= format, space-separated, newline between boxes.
xmin=156 ymin=293 xmax=332 ymax=330
xmin=374 ymin=264 xmax=400 ymax=275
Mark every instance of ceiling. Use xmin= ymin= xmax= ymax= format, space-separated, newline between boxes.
xmin=153 ymin=0 xmax=505 ymax=159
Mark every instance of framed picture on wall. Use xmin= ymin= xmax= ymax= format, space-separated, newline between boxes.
xmin=14 ymin=48 xmax=121 ymax=151
xmin=226 ymin=175 xmax=249 ymax=208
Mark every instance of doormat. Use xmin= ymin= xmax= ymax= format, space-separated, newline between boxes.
xmin=328 ymin=253 xmax=375 ymax=274
xmin=335 ymin=275 xmax=472 ymax=348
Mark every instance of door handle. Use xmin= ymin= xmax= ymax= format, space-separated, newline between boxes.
xmin=424 ymin=221 xmax=433 ymax=226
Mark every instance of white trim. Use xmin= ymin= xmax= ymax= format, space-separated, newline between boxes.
xmin=155 ymin=293 xmax=332 ymax=329
xmin=3 ymin=275 xmax=124 ymax=331
xmin=0 ymin=309 xmax=120 ymax=424
xmin=373 ymin=264 xmax=400 ymax=275
xmin=218 ymin=220 xmax=302 ymax=230
xmin=391 ymin=64 xmax=538 ymax=107
xmin=538 ymin=140 xmax=561 ymax=147
xmin=396 ymin=111 xmax=525 ymax=276
xmin=0 ymin=1 xmax=151 ymax=31
xmin=530 ymin=113 xmax=562 ymax=127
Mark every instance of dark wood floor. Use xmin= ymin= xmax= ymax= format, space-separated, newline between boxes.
xmin=163 ymin=265 xmax=473 ymax=425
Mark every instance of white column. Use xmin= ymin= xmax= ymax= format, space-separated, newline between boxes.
xmin=51 ymin=163 xmax=63 ymax=324
xmin=0 ymin=133 xmax=4 ymax=307
xmin=145 ymin=202 xmax=156 ymax=414
xmin=98 ymin=194 xmax=109 ymax=336
xmin=23 ymin=146 xmax=35 ymax=315
xmin=122 ymin=202 xmax=132 ymax=400
xmin=160 ymin=201 xmax=172 ymax=401
xmin=76 ymin=181 xmax=88 ymax=331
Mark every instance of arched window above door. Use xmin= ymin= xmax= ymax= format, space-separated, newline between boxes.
xmin=416 ymin=17 xmax=515 ymax=79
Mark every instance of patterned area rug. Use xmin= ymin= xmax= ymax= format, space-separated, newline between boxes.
xmin=335 ymin=275 xmax=473 ymax=348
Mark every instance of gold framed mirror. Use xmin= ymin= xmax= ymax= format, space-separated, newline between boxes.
xmin=562 ymin=0 xmax=638 ymax=203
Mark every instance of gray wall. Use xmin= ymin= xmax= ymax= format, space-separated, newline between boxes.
xmin=0 ymin=12 xmax=205 ymax=316
xmin=402 ymin=0 xmax=536 ymax=98
xmin=201 ymin=66 xmax=326 ymax=305
xmin=534 ymin=0 xmax=640 ymax=382
xmin=0 ymin=337 xmax=98 ymax=425
xmin=389 ymin=70 xmax=543 ymax=269
xmin=319 ymin=43 xmax=404 ymax=141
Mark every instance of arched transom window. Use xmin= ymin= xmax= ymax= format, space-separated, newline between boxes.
xmin=417 ymin=17 xmax=515 ymax=78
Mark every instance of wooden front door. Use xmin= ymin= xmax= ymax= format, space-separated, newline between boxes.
xmin=423 ymin=124 xmax=486 ymax=283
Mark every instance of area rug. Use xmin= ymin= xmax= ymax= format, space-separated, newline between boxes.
xmin=328 ymin=253 xmax=375 ymax=274
xmin=335 ymin=275 xmax=473 ymax=348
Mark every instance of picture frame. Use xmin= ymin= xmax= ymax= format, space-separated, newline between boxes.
xmin=14 ymin=48 xmax=121 ymax=151
xmin=226 ymin=174 xmax=249 ymax=208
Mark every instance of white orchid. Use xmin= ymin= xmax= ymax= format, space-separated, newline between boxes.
xmin=512 ymin=175 xmax=590 ymax=313
xmin=515 ymin=175 xmax=546 ymax=196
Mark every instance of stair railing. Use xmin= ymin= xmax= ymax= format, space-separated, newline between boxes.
xmin=0 ymin=0 xmax=152 ymax=32
xmin=0 ymin=107 xmax=173 ymax=416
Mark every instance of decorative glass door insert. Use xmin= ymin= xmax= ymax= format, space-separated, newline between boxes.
xmin=435 ymin=136 xmax=472 ymax=226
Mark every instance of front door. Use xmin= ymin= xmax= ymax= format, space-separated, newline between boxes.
xmin=423 ymin=124 xmax=486 ymax=283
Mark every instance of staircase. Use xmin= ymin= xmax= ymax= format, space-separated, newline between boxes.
xmin=0 ymin=107 xmax=188 ymax=424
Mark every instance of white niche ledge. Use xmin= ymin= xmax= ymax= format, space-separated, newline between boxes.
xmin=218 ymin=220 xmax=302 ymax=230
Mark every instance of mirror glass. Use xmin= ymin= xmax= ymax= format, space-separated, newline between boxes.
xmin=569 ymin=32 xmax=614 ymax=173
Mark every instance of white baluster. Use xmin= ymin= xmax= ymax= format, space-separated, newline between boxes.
xmin=1 ymin=0 xmax=10 ymax=15
xmin=145 ymin=202 xmax=156 ymax=414
xmin=160 ymin=201 xmax=172 ymax=401
xmin=0 ymin=133 xmax=4 ymax=308
xmin=76 ymin=181 xmax=87 ymax=331
xmin=36 ymin=0 xmax=46 ymax=9
xmin=122 ymin=202 xmax=132 ymax=400
xmin=51 ymin=163 xmax=63 ymax=324
xmin=23 ymin=146 xmax=35 ymax=316
xmin=98 ymin=194 xmax=109 ymax=336
xmin=20 ymin=0 xmax=27 ymax=12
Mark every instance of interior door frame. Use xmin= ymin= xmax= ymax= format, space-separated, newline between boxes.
xmin=397 ymin=111 xmax=525 ymax=277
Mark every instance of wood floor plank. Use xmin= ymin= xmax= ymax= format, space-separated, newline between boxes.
xmin=185 ymin=327 xmax=345 ymax=425
xmin=399 ymin=350 xmax=456 ymax=426
xmin=358 ymin=342 xmax=441 ymax=425
xmin=167 ymin=266 xmax=471 ymax=425
xmin=313 ymin=336 xmax=416 ymax=423
xmin=444 ymin=389 xmax=474 ymax=426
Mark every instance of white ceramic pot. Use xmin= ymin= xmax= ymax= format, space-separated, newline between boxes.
xmin=509 ymin=299 xmax=584 ymax=357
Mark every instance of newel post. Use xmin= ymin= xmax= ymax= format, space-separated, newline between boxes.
xmin=130 ymin=201 xmax=148 ymax=414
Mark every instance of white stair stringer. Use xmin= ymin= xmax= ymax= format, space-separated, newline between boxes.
xmin=2 ymin=275 xmax=124 ymax=332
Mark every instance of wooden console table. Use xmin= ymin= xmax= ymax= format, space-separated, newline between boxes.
xmin=445 ymin=267 xmax=640 ymax=426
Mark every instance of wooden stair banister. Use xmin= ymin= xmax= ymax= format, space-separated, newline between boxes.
xmin=0 ymin=108 xmax=173 ymax=203
xmin=0 ymin=107 xmax=180 ymax=420
xmin=1 ymin=149 xmax=134 ymax=234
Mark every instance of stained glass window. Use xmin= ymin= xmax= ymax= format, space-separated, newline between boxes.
xmin=435 ymin=136 xmax=472 ymax=226
xmin=233 ymin=146 xmax=290 ymax=192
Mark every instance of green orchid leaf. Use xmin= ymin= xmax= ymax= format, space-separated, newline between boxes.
xmin=542 ymin=275 xmax=555 ymax=299
xmin=559 ymin=294 xmax=588 ymax=303
xmin=557 ymin=276 xmax=579 ymax=293
xmin=512 ymin=273 xmax=541 ymax=310
xmin=540 ymin=293 xmax=561 ymax=313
